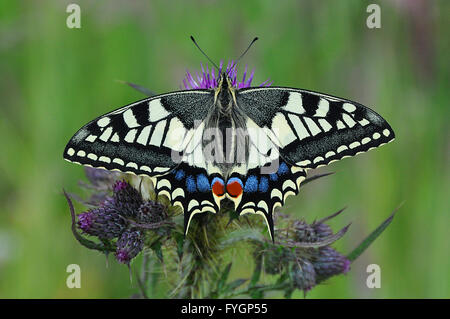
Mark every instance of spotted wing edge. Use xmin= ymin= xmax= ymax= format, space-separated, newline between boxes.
xmin=63 ymin=89 xmax=213 ymax=178
xmin=237 ymin=86 xmax=396 ymax=171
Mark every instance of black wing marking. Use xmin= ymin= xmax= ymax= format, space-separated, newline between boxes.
xmin=63 ymin=90 xmax=214 ymax=177
xmin=236 ymin=87 xmax=395 ymax=169
xmin=229 ymin=160 xmax=306 ymax=241
xmin=154 ymin=162 xmax=221 ymax=235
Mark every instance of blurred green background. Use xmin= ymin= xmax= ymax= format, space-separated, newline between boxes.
xmin=0 ymin=0 xmax=448 ymax=298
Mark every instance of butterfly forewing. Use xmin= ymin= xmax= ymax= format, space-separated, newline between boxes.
xmin=236 ymin=87 xmax=395 ymax=170
xmin=63 ymin=90 xmax=214 ymax=177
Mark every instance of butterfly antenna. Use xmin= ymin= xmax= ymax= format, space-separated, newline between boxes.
xmin=190 ymin=36 xmax=220 ymax=73
xmin=235 ymin=37 xmax=259 ymax=65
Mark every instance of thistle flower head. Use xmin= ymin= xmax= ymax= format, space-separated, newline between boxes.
xmin=293 ymin=219 xmax=333 ymax=243
xmin=291 ymin=259 xmax=316 ymax=292
xmin=112 ymin=180 xmax=143 ymax=217
xmin=258 ymin=211 xmax=351 ymax=293
xmin=77 ymin=207 xmax=126 ymax=239
xmin=137 ymin=200 xmax=167 ymax=224
xmin=183 ymin=60 xmax=272 ymax=90
xmin=116 ymin=230 xmax=144 ymax=264
xmin=313 ymin=246 xmax=351 ymax=283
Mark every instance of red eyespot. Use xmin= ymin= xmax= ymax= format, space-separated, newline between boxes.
xmin=212 ymin=178 xmax=225 ymax=197
xmin=226 ymin=178 xmax=243 ymax=198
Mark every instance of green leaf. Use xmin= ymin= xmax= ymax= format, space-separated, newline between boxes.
xmin=347 ymin=209 xmax=398 ymax=262
xmin=226 ymin=209 xmax=240 ymax=227
xmin=284 ymin=287 xmax=294 ymax=299
xmin=250 ymin=289 xmax=264 ymax=299
xmin=249 ymin=254 xmax=262 ymax=288
xmin=173 ymin=232 xmax=185 ymax=260
xmin=224 ymin=279 xmax=248 ymax=292
xmin=217 ymin=263 xmax=232 ymax=293
xmin=275 ymin=272 xmax=290 ymax=286
xmin=220 ymin=228 xmax=265 ymax=248
xmin=151 ymin=240 xmax=163 ymax=263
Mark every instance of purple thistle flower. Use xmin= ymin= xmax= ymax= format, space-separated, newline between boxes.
xmin=183 ymin=60 xmax=272 ymax=90
xmin=259 ymin=213 xmax=351 ymax=293
xmin=112 ymin=180 xmax=143 ymax=218
xmin=115 ymin=230 xmax=144 ymax=264
xmin=292 ymin=259 xmax=316 ymax=292
xmin=293 ymin=219 xmax=334 ymax=243
xmin=77 ymin=212 xmax=93 ymax=232
xmin=137 ymin=200 xmax=167 ymax=224
xmin=77 ymin=207 xmax=127 ymax=239
xmin=313 ymin=246 xmax=351 ymax=283
xmin=113 ymin=180 xmax=129 ymax=192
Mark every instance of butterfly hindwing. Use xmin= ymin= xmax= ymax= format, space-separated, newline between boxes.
xmin=229 ymin=160 xmax=306 ymax=241
xmin=154 ymin=162 xmax=221 ymax=234
xmin=63 ymin=90 xmax=214 ymax=176
xmin=236 ymin=87 xmax=395 ymax=170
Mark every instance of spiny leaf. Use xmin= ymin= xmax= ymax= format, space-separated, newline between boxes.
xmin=281 ymin=223 xmax=351 ymax=248
xmin=174 ymin=232 xmax=185 ymax=260
xmin=63 ymin=189 xmax=115 ymax=253
xmin=316 ymin=207 xmax=346 ymax=224
xmin=347 ymin=208 xmax=398 ymax=262
xmin=117 ymin=80 xmax=156 ymax=96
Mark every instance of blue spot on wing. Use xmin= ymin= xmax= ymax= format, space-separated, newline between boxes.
xmin=174 ymin=169 xmax=185 ymax=181
xmin=277 ymin=162 xmax=289 ymax=175
xmin=186 ymin=175 xmax=197 ymax=193
xmin=197 ymin=174 xmax=210 ymax=192
xmin=244 ymin=175 xmax=258 ymax=193
xmin=258 ymin=176 xmax=269 ymax=192
xmin=269 ymin=173 xmax=278 ymax=181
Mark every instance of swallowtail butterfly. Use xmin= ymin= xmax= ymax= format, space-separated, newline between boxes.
xmin=64 ymin=47 xmax=394 ymax=241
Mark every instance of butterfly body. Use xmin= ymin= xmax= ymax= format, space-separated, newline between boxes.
xmin=64 ymin=72 xmax=394 ymax=240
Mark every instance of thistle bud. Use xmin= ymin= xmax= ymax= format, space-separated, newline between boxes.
xmin=313 ymin=246 xmax=350 ymax=283
xmin=312 ymin=222 xmax=333 ymax=239
xmin=77 ymin=207 xmax=126 ymax=239
xmin=263 ymin=247 xmax=290 ymax=275
xmin=112 ymin=180 xmax=143 ymax=217
xmin=291 ymin=259 xmax=316 ymax=292
xmin=292 ymin=220 xmax=316 ymax=242
xmin=293 ymin=220 xmax=334 ymax=243
xmin=137 ymin=200 xmax=167 ymax=224
xmin=115 ymin=230 xmax=144 ymax=264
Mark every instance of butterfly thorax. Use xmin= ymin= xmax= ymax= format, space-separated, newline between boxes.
xmin=203 ymin=74 xmax=249 ymax=176
xmin=215 ymin=73 xmax=236 ymax=114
